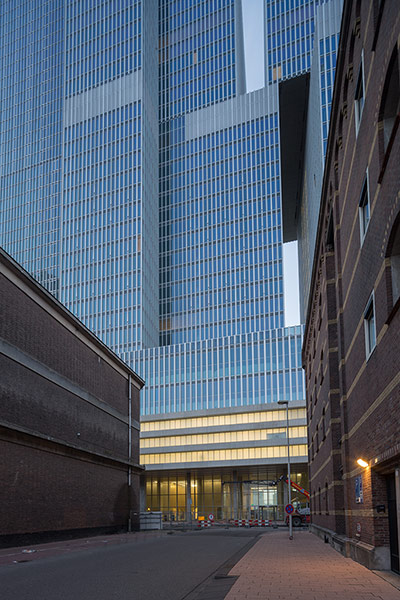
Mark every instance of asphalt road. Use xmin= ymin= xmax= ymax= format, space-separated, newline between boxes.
xmin=0 ymin=529 xmax=261 ymax=600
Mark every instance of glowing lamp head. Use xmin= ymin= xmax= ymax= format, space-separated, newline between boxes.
xmin=357 ymin=458 xmax=368 ymax=468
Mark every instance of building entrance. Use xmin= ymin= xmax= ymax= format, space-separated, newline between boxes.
xmin=387 ymin=473 xmax=399 ymax=573
xmin=144 ymin=467 xmax=309 ymax=523
xmin=247 ymin=483 xmax=278 ymax=521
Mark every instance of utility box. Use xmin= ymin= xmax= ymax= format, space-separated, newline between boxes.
xmin=140 ymin=512 xmax=163 ymax=530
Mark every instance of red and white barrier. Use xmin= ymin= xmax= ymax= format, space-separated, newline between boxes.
xmin=251 ymin=519 xmax=271 ymax=527
xmin=233 ymin=519 xmax=271 ymax=527
xmin=234 ymin=519 xmax=248 ymax=527
xmin=198 ymin=520 xmax=213 ymax=528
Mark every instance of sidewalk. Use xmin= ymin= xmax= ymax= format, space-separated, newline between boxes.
xmin=225 ymin=529 xmax=400 ymax=600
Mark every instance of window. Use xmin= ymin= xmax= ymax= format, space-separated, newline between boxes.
xmin=319 ymin=363 xmax=324 ymax=385
xmin=355 ymin=52 xmax=365 ymax=134
xmin=359 ymin=171 xmax=370 ymax=242
xmin=378 ymin=47 xmax=400 ymax=182
xmin=387 ymin=214 xmax=400 ymax=311
xmin=364 ymin=292 xmax=376 ymax=359
xmin=372 ymin=0 xmax=385 ymax=51
xmin=325 ymin=482 xmax=329 ymax=515
xmin=383 ymin=50 xmax=400 ymax=147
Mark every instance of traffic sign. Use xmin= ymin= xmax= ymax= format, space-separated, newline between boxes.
xmin=285 ymin=503 xmax=294 ymax=515
xmin=208 ymin=513 xmax=214 ymax=521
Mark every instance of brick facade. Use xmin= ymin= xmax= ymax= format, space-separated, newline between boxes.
xmin=303 ymin=0 xmax=400 ymax=572
xmin=0 ymin=249 xmax=143 ymax=546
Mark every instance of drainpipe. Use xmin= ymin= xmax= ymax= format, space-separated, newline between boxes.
xmin=396 ymin=468 xmax=400 ymax=568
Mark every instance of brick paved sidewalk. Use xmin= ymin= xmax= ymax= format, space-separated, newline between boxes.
xmin=225 ymin=529 xmax=400 ymax=600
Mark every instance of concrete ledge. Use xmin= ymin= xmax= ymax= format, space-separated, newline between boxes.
xmin=311 ymin=523 xmax=348 ymax=556
xmin=372 ymin=570 xmax=400 ymax=592
xmin=310 ymin=524 xmax=391 ymax=571
xmin=347 ymin=540 xmax=390 ymax=571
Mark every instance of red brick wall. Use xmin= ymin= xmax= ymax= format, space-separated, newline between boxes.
xmin=0 ymin=274 xmax=130 ymax=416
xmin=304 ymin=0 xmax=400 ymax=552
xmin=0 ymin=257 xmax=142 ymax=541
xmin=0 ymin=437 xmax=140 ymax=536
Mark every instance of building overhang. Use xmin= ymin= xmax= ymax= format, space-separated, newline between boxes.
xmin=279 ymin=73 xmax=310 ymax=243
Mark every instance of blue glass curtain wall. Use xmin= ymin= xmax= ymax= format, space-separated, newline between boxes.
xmin=137 ymin=327 xmax=305 ymax=415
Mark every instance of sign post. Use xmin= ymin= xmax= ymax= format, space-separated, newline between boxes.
xmin=278 ymin=400 xmax=293 ymax=540
xmin=285 ymin=503 xmax=294 ymax=515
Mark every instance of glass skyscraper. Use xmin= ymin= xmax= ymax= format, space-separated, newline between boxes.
xmin=296 ymin=0 xmax=343 ymax=320
xmin=0 ymin=0 xmax=341 ymax=521
xmin=138 ymin=0 xmax=306 ymax=417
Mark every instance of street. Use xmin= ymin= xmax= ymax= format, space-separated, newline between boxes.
xmin=0 ymin=529 xmax=260 ymax=600
xmin=1 ymin=528 xmax=400 ymax=600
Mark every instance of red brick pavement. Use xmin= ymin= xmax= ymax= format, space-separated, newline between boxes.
xmin=225 ymin=530 xmax=400 ymax=600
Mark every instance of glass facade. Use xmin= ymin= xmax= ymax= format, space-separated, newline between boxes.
xmin=265 ymin=0 xmax=317 ymax=84
xmin=61 ymin=0 xmax=160 ymax=353
xmin=141 ymin=406 xmax=306 ymax=431
xmin=145 ymin=468 xmax=309 ymax=522
xmin=0 ymin=0 xmax=64 ymax=296
xmin=137 ymin=1 xmax=306 ymax=416
xmin=140 ymin=428 xmax=307 ymax=448
xmin=142 ymin=402 xmax=308 ymax=521
xmin=0 ymin=0 xmax=308 ymax=416
xmin=138 ymin=327 xmax=304 ymax=414
xmin=159 ymin=112 xmax=283 ymax=347
xmin=142 ymin=444 xmax=307 ymax=466
xmin=0 ymin=0 xmax=336 ymax=521
xmin=61 ymin=102 xmax=144 ymax=353
xmin=65 ymin=1 xmax=142 ymax=98
xmin=0 ymin=2 xmax=353 ymax=523
xmin=159 ymin=0 xmax=245 ymax=120
xmin=297 ymin=0 xmax=342 ymax=320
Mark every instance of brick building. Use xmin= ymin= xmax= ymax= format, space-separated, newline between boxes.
xmin=0 ymin=248 xmax=143 ymax=546
xmin=302 ymin=0 xmax=400 ymax=572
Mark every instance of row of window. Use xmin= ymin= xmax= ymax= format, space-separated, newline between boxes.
xmin=160 ymin=152 xmax=280 ymax=175
xmin=140 ymin=356 xmax=302 ymax=388
xmin=160 ymin=115 xmax=278 ymax=147
xmin=308 ymin=11 xmax=400 ymax=448
xmin=159 ymin=316 xmax=286 ymax=347
xmin=159 ymin=84 xmax=236 ymax=119
xmin=140 ymin=426 xmax=307 ymax=449
xmin=141 ymin=328 xmax=303 ymax=356
xmin=354 ymin=42 xmax=400 ymax=357
xmin=141 ymin=445 xmax=308 ymax=465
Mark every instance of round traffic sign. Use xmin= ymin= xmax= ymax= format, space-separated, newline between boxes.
xmin=285 ymin=503 xmax=294 ymax=515
xmin=208 ymin=513 xmax=214 ymax=521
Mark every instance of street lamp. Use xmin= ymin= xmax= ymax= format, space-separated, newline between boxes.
xmin=278 ymin=400 xmax=293 ymax=540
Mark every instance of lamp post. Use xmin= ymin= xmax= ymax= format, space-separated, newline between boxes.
xmin=278 ymin=400 xmax=293 ymax=540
